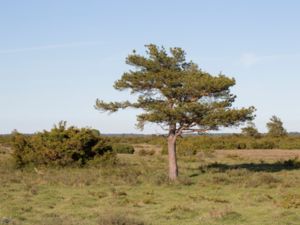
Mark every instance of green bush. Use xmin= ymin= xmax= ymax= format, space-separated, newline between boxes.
xmin=112 ymin=143 xmax=134 ymax=154
xmin=11 ymin=121 xmax=113 ymax=167
xmin=235 ymin=142 xmax=247 ymax=149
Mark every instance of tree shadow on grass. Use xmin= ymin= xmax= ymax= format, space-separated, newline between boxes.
xmin=203 ymin=158 xmax=300 ymax=173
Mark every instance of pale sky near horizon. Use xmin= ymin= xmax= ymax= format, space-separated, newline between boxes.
xmin=1 ymin=1 xmax=300 ymax=134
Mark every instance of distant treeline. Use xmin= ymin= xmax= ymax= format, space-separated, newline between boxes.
xmin=109 ymin=134 xmax=300 ymax=156
xmin=2 ymin=132 xmax=300 ymax=158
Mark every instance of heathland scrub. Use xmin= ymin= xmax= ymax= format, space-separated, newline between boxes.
xmin=1 ymin=144 xmax=300 ymax=225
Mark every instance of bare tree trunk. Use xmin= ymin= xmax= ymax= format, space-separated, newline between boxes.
xmin=168 ymin=125 xmax=178 ymax=180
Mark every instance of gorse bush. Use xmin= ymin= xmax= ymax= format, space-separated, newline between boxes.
xmin=12 ymin=121 xmax=113 ymax=167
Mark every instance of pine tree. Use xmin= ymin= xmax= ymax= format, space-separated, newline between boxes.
xmin=95 ymin=44 xmax=255 ymax=180
xmin=266 ymin=116 xmax=287 ymax=137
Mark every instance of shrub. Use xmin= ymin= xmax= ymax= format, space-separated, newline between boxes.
xmin=112 ymin=143 xmax=134 ymax=154
xmin=11 ymin=121 xmax=113 ymax=167
xmin=241 ymin=122 xmax=261 ymax=138
xmin=235 ymin=142 xmax=247 ymax=149
xmin=177 ymin=141 xmax=197 ymax=156
xmin=251 ymin=140 xmax=276 ymax=149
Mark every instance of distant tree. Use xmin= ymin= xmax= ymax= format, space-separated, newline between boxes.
xmin=95 ymin=44 xmax=255 ymax=180
xmin=266 ymin=115 xmax=287 ymax=137
xmin=241 ymin=122 xmax=261 ymax=138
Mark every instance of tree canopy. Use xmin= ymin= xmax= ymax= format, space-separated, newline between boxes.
xmin=242 ymin=122 xmax=261 ymax=138
xmin=267 ymin=115 xmax=287 ymax=137
xmin=95 ymin=44 xmax=255 ymax=180
xmin=95 ymin=44 xmax=255 ymax=136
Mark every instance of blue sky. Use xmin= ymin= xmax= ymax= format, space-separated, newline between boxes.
xmin=1 ymin=0 xmax=300 ymax=134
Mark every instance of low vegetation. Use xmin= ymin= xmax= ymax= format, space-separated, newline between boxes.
xmin=112 ymin=143 xmax=135 ymax=154
xmin=110 ymin=134 xmax=300 ymax=154
xmin=11 ymin=122 xmax=113 ymax=167
xmin=1 ymin=140 xmax=300 ymax=224
xmin=1 ymin=126 xmax=300 ymax=224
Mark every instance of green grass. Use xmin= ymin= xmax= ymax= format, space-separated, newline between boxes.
xmin=1 ymin=146 xmax=300 ymax=225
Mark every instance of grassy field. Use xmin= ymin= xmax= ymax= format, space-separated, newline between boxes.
xmin=1 ymin=145 xmax=300 ymax=225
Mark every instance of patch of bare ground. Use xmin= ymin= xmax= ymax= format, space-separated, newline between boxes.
xmin=215 ymin=149 xmax=300 ymax=160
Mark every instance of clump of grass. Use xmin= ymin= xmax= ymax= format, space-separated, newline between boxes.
xmin=138 ymin=149 xmax=155 ymax=156
xmin=209 ymin=207 xmax=242 ymax=221
xmin=97 ymin=213 xmax=147 ymax=225
xmin=226 ymin=168 xmax=249 ymax=177
xmin=280 ymin=194 xmax=300 ymax=209
xmin=150 ymin=173 xmax=169 ymax=185
xmin=142 ymin=198 xmax=157 ymax=205
xmin=244 ymin=173 xmax=280 ymax=188
xmin=167 ymin=205 xmax=194 ymax=214
xmin=0 ymin=217 xmax=15 ymax=225
xmin=211 ymin=173 xmax=232 ymax=185
xmin=99 ymin=161 xmax=142 ymax=185
xmin=189 ymin=195 xmax=230 ymax=204
xmin=177 ymin=177 xmax=194 ymax=186
xmin=112 ymin=143 xmax=135 ymax=154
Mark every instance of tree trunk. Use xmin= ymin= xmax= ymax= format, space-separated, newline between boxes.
xmin=168 ymin=125 xmax=178 ymax=180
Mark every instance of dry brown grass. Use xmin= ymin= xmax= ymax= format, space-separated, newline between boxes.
xmin=1 ymin=144 xmax=300 ymax=225
xmin=133 ymin=144 xmax=162 ymax=155
xmin=215 ymin=149 xmax=300 ymax=161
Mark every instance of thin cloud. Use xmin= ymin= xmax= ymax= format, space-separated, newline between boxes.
xmin=240 ymin=52 xmax=300 ymax=67
xmin=0 ymin=41 xmax=104 ymax=54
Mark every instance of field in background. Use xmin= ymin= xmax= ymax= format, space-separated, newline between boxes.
xmin=1 ymin=143 xmax=300 ymax=225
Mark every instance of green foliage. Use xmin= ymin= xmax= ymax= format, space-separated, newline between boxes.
xmin=267 ymin=115 xmax=287 ymax=137
xmin=11 ymin=121 xmax=113 ymax=167
xmin=109 ymin=134 xmax=300 ymax=151
xmin=95 ymin=44 xmax=255 ymax=135
xmin=241 ymin=122 xmax=261 ymax=138
xmin=112 ymin=143 xmax=135 ymax=154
